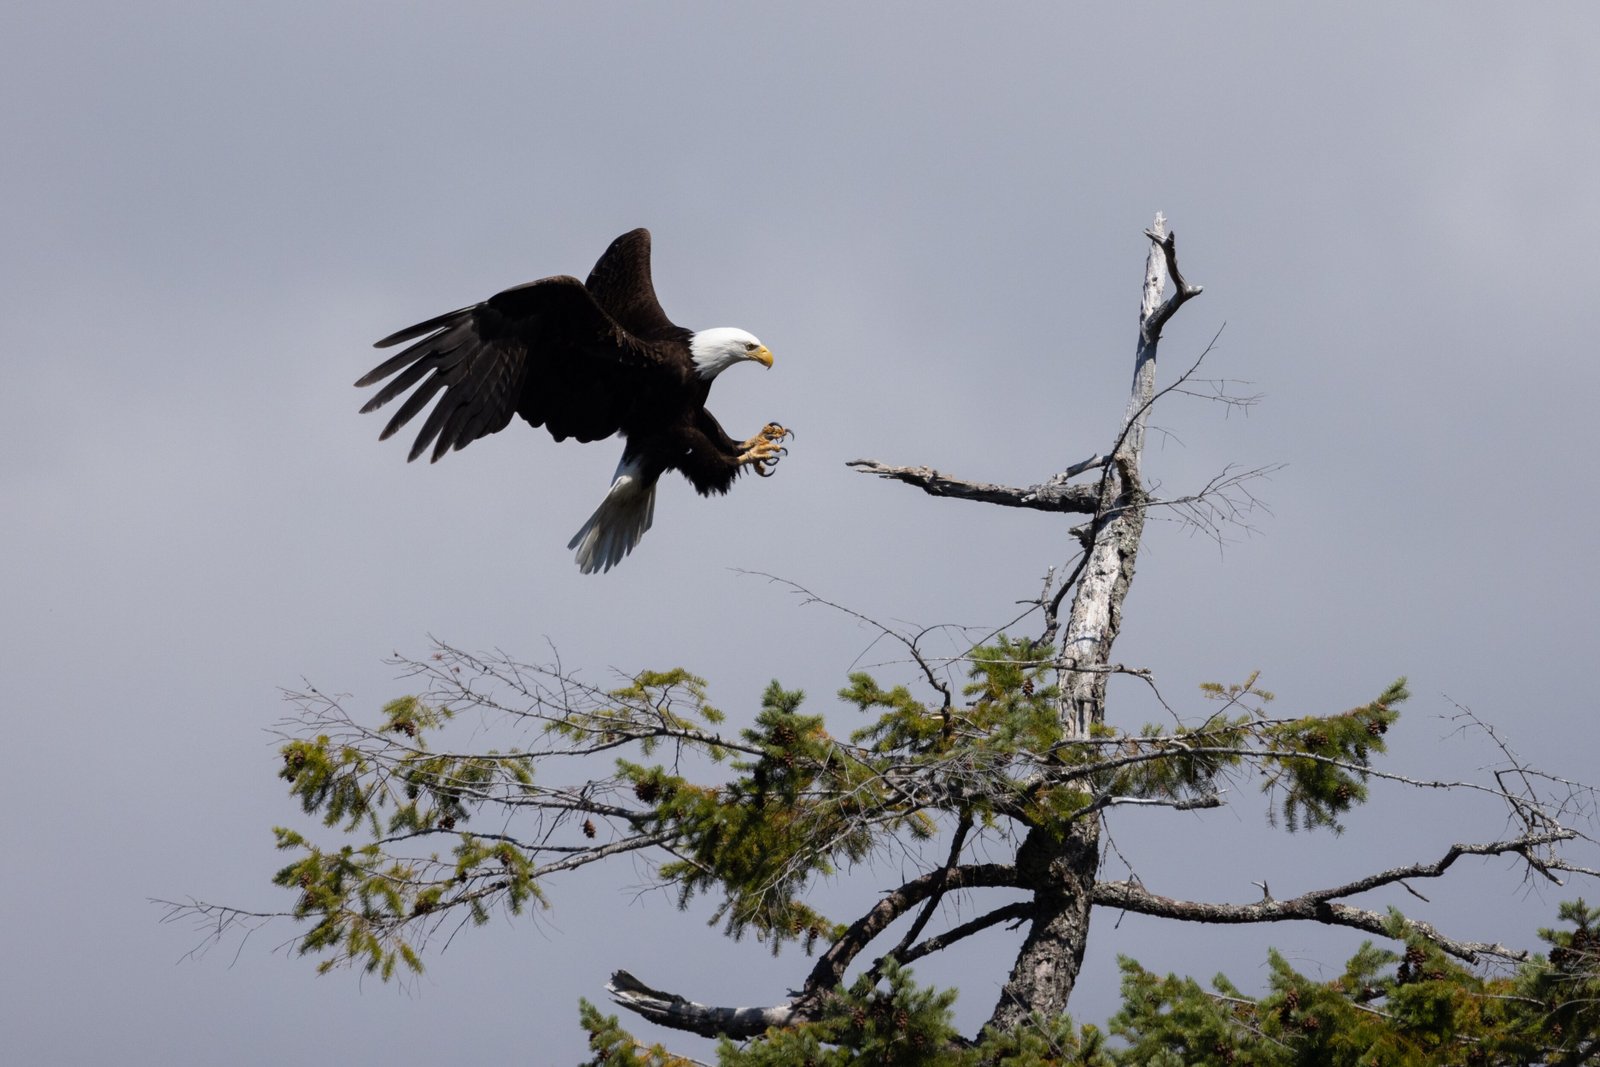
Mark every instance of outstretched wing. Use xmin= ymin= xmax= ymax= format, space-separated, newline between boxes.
xmin=356 ymin=275 xmax=662 ymax=462
xmin=584 ymin=229 xmax=685 ymax=342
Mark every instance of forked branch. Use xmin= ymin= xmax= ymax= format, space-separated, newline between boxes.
xmin=1141 ymin=227 xmax=1205 ymax=342
xmin=603 ymin=826 xmax=1580 ymax=1040
xmin=606 ymin=862 xmax=1022 ymax=1037
xmin=798 ymin=862 xmax=1021 ymax=1003
xmin=1093 ymin=830 xmax=1575 ymax=964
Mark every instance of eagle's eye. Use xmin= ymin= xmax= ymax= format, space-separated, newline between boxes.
xmin=744 ymin=341 xmax=758 ymax=352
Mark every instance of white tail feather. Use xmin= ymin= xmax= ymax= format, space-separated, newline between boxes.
xmin=568 ymin=458 xmax=657 ymax=574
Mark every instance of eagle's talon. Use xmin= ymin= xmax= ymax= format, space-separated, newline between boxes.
xmin=740 ymin=423 xmax=793 ymax=453
xmin=734 ymin=429 xmax=788 ymax=483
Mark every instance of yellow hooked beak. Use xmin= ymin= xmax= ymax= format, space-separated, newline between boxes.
xmin=750 ymin=345 xmax=774 ymax=369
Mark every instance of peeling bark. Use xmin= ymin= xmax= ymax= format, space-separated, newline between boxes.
xmin=606 ymin=970 xmax=800 ymax=1040
xmin=981 ymin=215 xmax=1191 ymax=1032
xmin=844 ymin=460 xmax=1104 ymax=512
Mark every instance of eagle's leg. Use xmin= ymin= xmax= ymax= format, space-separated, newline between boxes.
xmin=738 ymin=422 xmax=793 ymax=452
xmin=737 ymin=434 xmax=788 ymax=478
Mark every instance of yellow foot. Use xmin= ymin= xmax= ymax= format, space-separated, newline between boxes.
xmin=739 ymin=422 xmax=793 ymax=453
xmin=738 ymin=433 xmax=789 ymax=477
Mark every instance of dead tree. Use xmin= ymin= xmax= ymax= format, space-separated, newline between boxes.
xmin=836 ymin=215 xmax=1203 ymax=1027
xmin=595 ymin=217 xmax=1587 ymax=1036
xmin=165 ymin=217 xmax=1599 ymax=1056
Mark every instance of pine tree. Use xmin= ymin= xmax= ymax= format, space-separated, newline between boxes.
xmin=167 ymin=219 xmax=1600 ymax=1064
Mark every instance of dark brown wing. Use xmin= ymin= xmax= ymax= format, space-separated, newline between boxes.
xmin=584 ymin=229 xmax=687 ymax=342
xmin=356 ymin=275 xmax=670 ymax=462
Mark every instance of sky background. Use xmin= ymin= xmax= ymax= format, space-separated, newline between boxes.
xmin=4 ymin=3 xmax=1598 ymax=1062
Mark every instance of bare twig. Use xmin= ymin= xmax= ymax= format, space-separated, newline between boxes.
xmin=896 ymin=902 xmax=1034 ymax=967
xmin=734 ymin=571 xmax=961 ymax=716
xmin=800 ymin=863 xmax=1021 ymax=1002
xmin=874 ymin=811 xmax=975 ymax=978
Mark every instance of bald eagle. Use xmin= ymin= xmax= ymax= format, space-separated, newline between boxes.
xmin=355 ymin=229 xmax=790 ymax=573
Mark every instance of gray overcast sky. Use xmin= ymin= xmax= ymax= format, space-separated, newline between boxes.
xmin=5 ymin=4 xmax=1598 ymax=1063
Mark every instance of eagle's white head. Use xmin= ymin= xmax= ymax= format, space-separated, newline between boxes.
xmin=689 ymin=327 xmax=774 ymax=380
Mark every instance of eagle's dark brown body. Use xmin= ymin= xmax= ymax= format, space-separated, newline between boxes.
xmin=355 ymin=229 xmax=787 ymax=572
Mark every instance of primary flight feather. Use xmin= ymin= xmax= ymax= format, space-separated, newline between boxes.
xmin=355 ymin=228 xmax=790 ymax=573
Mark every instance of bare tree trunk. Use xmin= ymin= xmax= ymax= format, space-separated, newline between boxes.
xmin=567 ymin=217 xmax=1203 ymax=1045
xmin=986 ymin=214 xmax=1189 ymax=1032
xmin=1058 ymin=214 xmax=1169 ymax=744
xmin=987 ymin=818 xmax=1101 ymax=1031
